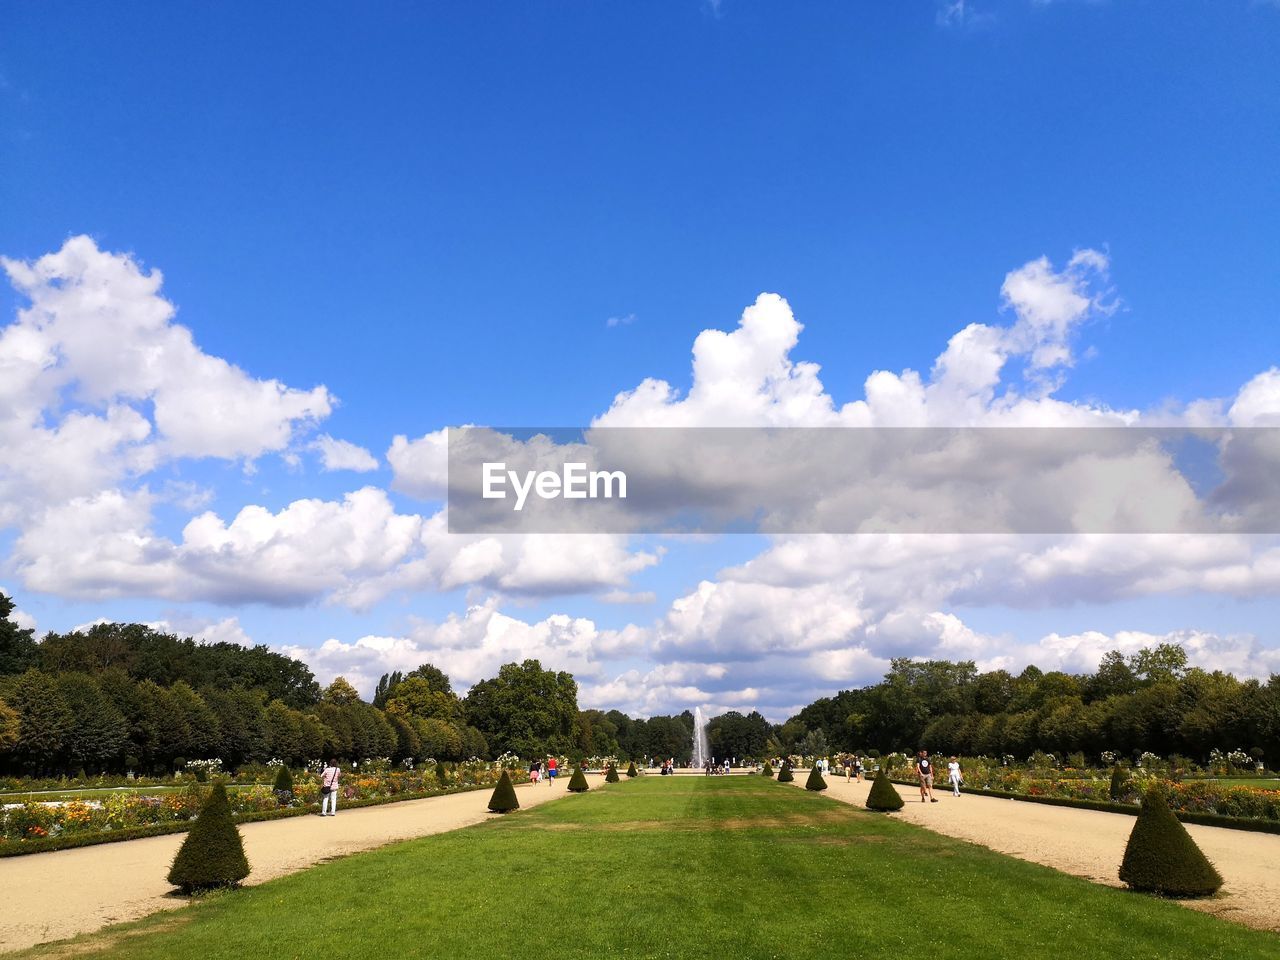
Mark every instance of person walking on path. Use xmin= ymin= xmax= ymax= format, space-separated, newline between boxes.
xmin=845 ymin=757 xmax=853 ymax=782
xmin=855 ymin=756 xmax=864 ymax=782
xmin=320 ymin=759 xmax=341 ymax=816
xmin=948 ymin=756 xmax=963 ymax=797
xmin=546 ymin=756 xmax=558 ymax=785
xmin=529 ymin=759 xmax=541 ymax=784
xmin=916 ymin=750 xmax=937 ymax=803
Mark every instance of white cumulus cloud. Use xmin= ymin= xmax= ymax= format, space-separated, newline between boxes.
xmin=312 ymin=434 xmax=379 ymax=472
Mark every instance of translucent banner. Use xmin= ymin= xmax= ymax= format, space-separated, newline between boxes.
xmin=446 ymin=426 xmax=1280 ymax=534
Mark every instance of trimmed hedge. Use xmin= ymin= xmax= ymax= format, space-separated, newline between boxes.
xmin=866 ymin=771 xmax=905 ymax=811
xmin=626 ymin=762 xmax=638 ymax=778
xmin=1120 ymin=787 xmax=1223 ymax=897
xmin=487 ymin=770 xmax=520 ymax=813
xmin=167 ymin=784 xmax=250 ymax=893
xmin=777 ymin=765 xmax=794 ymax=783
xmin=567 ymin=767 xmax=590 ymax=792
xmin=760 ymin=762 xmax=774 ymax=778
xmin=1109 ymin=765 xmax=1128 ymax=802
xmin=805 ymin=767 xmax=828 ymax=791
xmin=605 ymin=765 xmax=620 ymax=784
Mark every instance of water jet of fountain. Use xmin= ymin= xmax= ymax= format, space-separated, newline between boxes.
xmin=692 ymin=706 xmax=710 ymax=770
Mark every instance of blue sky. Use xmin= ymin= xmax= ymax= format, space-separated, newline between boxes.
xmin=2 ymin=2 xmax=1279 ymax=719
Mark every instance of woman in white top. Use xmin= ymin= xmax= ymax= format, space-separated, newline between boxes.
xmin=947 ymin=757 xmax=962 ymax=797
xmin=321 ymin=759 xmax=341 ymax=816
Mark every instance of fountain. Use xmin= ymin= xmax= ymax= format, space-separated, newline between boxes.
xmin=692 ymin=706 xmax=710 ymax=769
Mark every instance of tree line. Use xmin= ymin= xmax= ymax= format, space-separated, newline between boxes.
xmin=3 ymin=593 xmax=1277 ymax=773
xmin=0 ymin=595 xmax=700 ymax=774
xmin=778 ymin=647 xmax=1280 ymax=764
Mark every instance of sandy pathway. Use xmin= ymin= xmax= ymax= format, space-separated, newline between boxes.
xmin=795 ymin=774 xmax=1280 ymax=931
xmin=0 ymin=776 xmax=581 ymax=953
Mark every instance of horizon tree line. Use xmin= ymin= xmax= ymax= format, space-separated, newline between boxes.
xmin=2 ymin=594 xmax=1277 ymax=775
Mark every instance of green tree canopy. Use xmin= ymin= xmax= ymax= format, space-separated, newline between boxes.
xmin=0 ymin=594 xmax=38 ymax=676
xmin=464 ymin=659 xmax=579 ymax=758
xmin=384 ymin=676 xmax=464 ymax=724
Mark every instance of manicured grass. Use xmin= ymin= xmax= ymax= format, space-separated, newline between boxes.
xmin=27 ymin=777 xmax=1278 ymax=960
xmin=1208 ymin=778 xmax=1280 ymax=788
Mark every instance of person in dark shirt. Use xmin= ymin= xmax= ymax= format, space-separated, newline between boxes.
xmin=916 ymin=750 xmax=937 ymax=803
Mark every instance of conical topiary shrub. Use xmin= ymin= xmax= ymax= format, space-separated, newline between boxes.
xmin=272 ymin=765 xmax=294 ymax=805
xmin=167 ymin=783 xmax=250 ymax=893
xmin=777 ymin=763 xmax=794 ymax=783
xmin=760 ymin=761 xmax=773 ymax=777
xmin=1110 ymin=765 xmax=1129 ymax=801
xmin=605 ymin=764 xmax=620 ymax=783
xmin=626 ymin=761 xmax=638 ymax=778
xmin=865 ymin=770 xmax=904 ymax=811
xmin=1119 ymin=787 xmax=1222 ymax=897
xmin=487 ymin=769 xmax=520 ymax=813
xmin=805 ymin=766 xmax=828 ymax=791
xmin=567 ymin=766 xmax=590 ymax=792
xmin=435 ymin=761 xmax=448 ymax=787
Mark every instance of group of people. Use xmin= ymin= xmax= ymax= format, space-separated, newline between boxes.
xmin=815 ymin=751 xmax=965 ymax=803
xmin=315 ymin=749 xmax=965 ymax=817
xmin=527 ymin=757 xmax=560 ymax=784
xmin=914 ymin=750 xmax=963 ymax=802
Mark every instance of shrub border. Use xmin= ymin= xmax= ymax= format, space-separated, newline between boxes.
xmin=0 ymin=781 xmax=507 ymax=858
xmin=888 ymin=779 xmax=1280 ymax=836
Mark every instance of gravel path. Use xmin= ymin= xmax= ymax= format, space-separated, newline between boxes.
xmin=805 ymin=774 xmax=1280 ymax=931
xmin=0 ymin=776 xmax=578 ymax=954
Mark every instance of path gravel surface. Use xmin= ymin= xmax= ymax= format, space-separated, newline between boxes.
xmin=807 ymin=774 xmax=1280 ymax=931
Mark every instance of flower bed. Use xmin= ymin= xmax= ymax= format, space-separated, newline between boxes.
xmin=0 ymin=761 xmax=525 ymax=855
xmin=872 ymin=750 xmax=1280 ymax=831
xmin=884 ymin=770 xmax=1280 ymax=832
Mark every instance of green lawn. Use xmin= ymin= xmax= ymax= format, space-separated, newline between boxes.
xmin=27 ymin=776 xmax=1277 ymax=960
xmin=1207 ymin=778 xmax=1280 ymax=788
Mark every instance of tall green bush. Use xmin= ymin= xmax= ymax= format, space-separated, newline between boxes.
xmin=760 ymin=761 xmax=773 ymax=777
xmin=805 ymin=766 xmax=828 ymax=791
xmin=166 ymin=783 xmax=250 ymax=894
xmin=1110 ymin=765 xmax=1128 ymax=802
xmin=777 ymin=763 xmax=794 ymax=783
xmin=272 ymin=768 xmax=294 ymax=798
xmin=567 ymin=767 xmax=589 ymax=792
xmin=1119 ymin=787 xmax=1222 ymax=897
xmin=626 ymin=761 xmax=638 ymax=778
xmin=866 ymin=771 xmax=904 ymax=811
xmin=487 ymin=769 xmax=519 ymax=813
xmin=605 ymin=764 xmax=620 ymax=783
xmin=272 ymin=765 xmax=294 ymax=805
